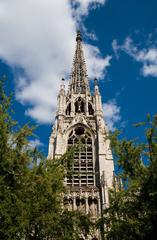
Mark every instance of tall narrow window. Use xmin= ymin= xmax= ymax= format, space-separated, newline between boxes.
xmin=67 ymin=126 xmax=94 ymax=186
xmin=75 ymin=98 xmax=85 ymax=113
xmin=88 ymin=102 xmax=94 ymax=115
xmin=66 ymin=103 xmax=71 ymax=116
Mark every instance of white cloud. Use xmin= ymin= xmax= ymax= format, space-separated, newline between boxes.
xmin=112 ymin=37 xmax=157 ymax=77
xmin=71 ymin=0 xmax=106 ymax=21
xmin=84 ymin=44 xmax=112 ymax=79
xmin=142 ymin=63 xmax=157 ymax=76
xmin=29 ymin=139 xmax=43 ymax=149
xmin=0 ymin=0 xmax=109 ymax=124
xmin=103 ymin=100 xmax=121 ymax=131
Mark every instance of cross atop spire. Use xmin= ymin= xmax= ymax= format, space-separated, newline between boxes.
xmin=68 ymin=31 xmax=90 ymax=94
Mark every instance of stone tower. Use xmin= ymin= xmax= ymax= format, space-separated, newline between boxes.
xmin=48 ymin=31 xmax=115 ymax=238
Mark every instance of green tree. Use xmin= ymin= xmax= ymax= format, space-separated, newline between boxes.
xmin=0 ymin=77 xmax=34 ymax=239
xmin=0 ymin=78 xmax=92 ymax=240
xmin=102 ymin=115 xmax=157 ymax=240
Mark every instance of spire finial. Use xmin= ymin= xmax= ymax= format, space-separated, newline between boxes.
xmin=76 ymin=30 xmax=82 ymax=42
xmin=68 ymin=30 xmax=90 ymax=94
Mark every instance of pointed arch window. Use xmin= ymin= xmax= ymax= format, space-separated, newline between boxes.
xmin=66 ymin=103 xmax=71 ymax=116
xmin=67 ymin=126 xmax=94 ymax=186
xmin=88 ymin=102 xmax=94 ymax=115
xmin=75 ymin=97 xmax=85 ymax=113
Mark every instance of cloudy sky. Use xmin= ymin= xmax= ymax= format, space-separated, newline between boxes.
xmin=0 ymin=0 xmax=157 ymax=153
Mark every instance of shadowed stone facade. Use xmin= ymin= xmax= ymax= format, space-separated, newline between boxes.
xmin=48 ymin=32 xmax=117 ymax=239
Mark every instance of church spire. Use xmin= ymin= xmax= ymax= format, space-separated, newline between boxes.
xmin=68 ymin=31 xmax=90 ymax=94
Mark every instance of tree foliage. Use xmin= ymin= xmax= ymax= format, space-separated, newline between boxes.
xmin=103 ymin=115 xmax=157 ymax=240
xmin=0 ymin=78 xmax=93 ymax=239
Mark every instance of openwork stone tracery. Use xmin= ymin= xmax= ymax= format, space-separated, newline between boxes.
xmin=48 ymin=31 xmax=118 ymax=239
xmin=67 ymin=126 xmax=94 ymax=187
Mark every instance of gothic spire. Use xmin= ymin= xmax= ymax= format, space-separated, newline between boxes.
xmin=68 ymin=31 xmax=90 ymax=94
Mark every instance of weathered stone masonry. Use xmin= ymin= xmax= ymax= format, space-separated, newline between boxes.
xmin=48 ymin=31 xmax=118 ymax=239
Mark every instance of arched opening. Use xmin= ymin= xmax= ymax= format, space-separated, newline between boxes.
xmin=76 ymin=198 xmax=80 ymax=207
xmin=67 ymin=126 xmax=94 ymax=186
xmin=81 ymin=198 xmax=85 ymax=205
xmin=88 ymin=102 xmax=94 ymax=115
xmin=88 ymin=197 xmax=93 ymax=206
xmin=75 ymin=98 xmax=85 ymax=113
xmin=69 ymin=198 xmax=73 ymax=204
xmin=93 ymin=198 xmax=98 ymax=204
xmin=63 ymin=197 xmax=73 ymax=210
xmin=66 ymin=103 xmax=71 ymax=115
xmin=63 ymin=197 xmax=68 ymax=206
xmin=75 ymin=126 xmax=84 ymax=135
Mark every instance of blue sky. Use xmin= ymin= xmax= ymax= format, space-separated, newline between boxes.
xmin=0 ymin=0 xmax=157 ymax=154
